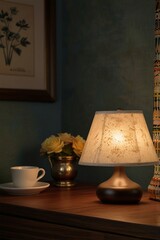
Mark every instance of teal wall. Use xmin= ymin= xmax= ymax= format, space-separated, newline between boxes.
xmin=0 ymin=0 xmax=156 ymax=189
xmin=61 ymin=0 xmax=155 ymax=189
xmin=0 ymin=101 xmax=61 ymax=182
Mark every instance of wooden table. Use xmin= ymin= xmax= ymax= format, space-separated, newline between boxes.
xmin=0 ymin=184 xmax=159 ymax=240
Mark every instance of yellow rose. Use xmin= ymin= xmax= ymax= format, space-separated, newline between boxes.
xmin=72 ymin=135 xmax=85 ymax=157
xmin=40 ymin=135 xmax=64 ymax=154
xmin=58 ymin=133 xmax=73 ymax=144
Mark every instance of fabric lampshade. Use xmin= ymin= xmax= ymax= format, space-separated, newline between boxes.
xmin=79 ymin=110 xmax=158 ymax=167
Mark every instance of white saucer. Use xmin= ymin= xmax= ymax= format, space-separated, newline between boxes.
xmin=0 ymin=182 xmax=50 ymax=196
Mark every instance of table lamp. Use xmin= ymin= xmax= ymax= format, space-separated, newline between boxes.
xmin=79 ymin=110 xmax=158 ymax=204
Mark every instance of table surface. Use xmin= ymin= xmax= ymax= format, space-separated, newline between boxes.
xmin=0 ymin=183 xmax=160 ymax=239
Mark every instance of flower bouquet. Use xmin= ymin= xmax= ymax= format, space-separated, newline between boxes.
xmin=40 ymin=133 xmax=85 ymax=187
xmin=40 ymin=132 xmax=85 ymax=159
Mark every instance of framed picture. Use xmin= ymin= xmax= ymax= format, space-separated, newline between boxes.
xmin=0 ymin=0 xmax=56 ymax=102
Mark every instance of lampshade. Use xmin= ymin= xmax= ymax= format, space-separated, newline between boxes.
xmin=79 ymin=110 xmax=158 ymax=204
xmin=79 ymin=110 xmax=158 ymax=166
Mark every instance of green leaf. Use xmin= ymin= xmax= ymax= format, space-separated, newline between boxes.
xmin=20 ymin=37 xmax=30 ymax=47
xmin=0 ymin=10 xmax=8 ymax=20
xmin=62 ymin=144 xmax=74 ymax=156
xmin=10 ymin=7 xmax=18 ymax=15
xmin=12 ymin=46 xmax=21 ymax=55
xmin=8 ymin=32 xmax=15 ymax=40
xmin=2 ymin=26 xmax=9 ymax=33
xmin=16 ymin=19 xmax=29 ymax=30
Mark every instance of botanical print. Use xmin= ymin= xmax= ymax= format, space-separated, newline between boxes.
xmin=0 ymin=1 xmax=34 ymax=76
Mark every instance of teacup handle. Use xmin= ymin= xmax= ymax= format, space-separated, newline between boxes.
xmin=37 ymin=168 xmax=45 ymax=181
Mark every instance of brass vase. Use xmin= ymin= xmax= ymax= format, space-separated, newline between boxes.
xmin=48 ymin=155 xmax=78 ymax=187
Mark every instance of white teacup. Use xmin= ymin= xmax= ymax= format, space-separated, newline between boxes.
xmin=11 ymin=166 xmax=45 ymax=188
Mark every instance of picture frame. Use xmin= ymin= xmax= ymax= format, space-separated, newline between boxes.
xmin=0 ymin=0 xmax=56 ymax=102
